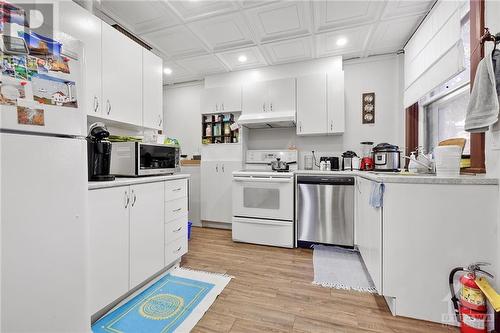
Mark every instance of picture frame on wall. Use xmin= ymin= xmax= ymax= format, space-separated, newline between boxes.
xmin=362 ymin=92 xmax=375 ymax=124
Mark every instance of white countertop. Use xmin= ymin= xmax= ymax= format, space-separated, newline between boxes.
xmin=294 ymin=170 xmax=499 ymax=185
xmin=88 ymin=174 xmax=190 ymax=190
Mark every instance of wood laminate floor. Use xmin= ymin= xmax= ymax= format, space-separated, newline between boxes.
xmin=183 ymin=227 xmax=457 ymax=333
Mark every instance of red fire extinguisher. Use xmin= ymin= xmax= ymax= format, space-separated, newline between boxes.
xmin=450 ymin=262 xmax=494 ymax=333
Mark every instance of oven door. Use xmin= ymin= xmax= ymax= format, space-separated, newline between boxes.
xmin=232 ymin=176 xmax=293 ymax=221
xmin=138 ymin=144 xmax=179 ymax=175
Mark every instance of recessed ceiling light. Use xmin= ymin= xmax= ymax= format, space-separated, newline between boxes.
xmin=164 ymin=67 xmax=172 ymax=75
xmin=238 ymin=55 xmax=247 ymax=63
xmin=336 ymin=37 xmax=348 ymax=47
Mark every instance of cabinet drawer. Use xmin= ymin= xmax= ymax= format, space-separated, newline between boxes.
xmin=165 ymin=179 xmax=187 ymax=202
xmin=165 ymin=215 xmax=188 ymax=244
xmin=165 ymin=235 xmax=187 ymax=266
xmin=165 ymin=197 xmax=188 ymax=223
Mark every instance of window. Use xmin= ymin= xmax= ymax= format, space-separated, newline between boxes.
xmin=419 ymin=8 xmax=471 ymax=157
xmin=423 ymin=84 xmax=470 ymax=155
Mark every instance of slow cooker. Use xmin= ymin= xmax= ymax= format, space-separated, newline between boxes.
xmin=372 ymin=143 xmax=400 ymax=171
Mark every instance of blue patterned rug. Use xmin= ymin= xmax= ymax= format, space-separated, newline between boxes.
xmin=92 ymin=268 xmax=231 ymax=333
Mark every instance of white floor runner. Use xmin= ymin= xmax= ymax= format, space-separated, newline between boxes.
xmin=312 ymin=245 xmax=377 ymax=293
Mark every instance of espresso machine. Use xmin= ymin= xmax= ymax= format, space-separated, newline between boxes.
xmin=87 ymin=122 xmax=115 ymax=181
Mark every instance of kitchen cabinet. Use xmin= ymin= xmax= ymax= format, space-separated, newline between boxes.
xmin=296 ymin=72 xmax=344 ymax=135
xmin=201 ymin=86 xmax=242 ymax=113
xmin=129 ymin=182 xmax=164 ymax=288
xmin=242 ymin=78 xmax=295 ymax=114
xmin=142 ymin=50 xmax=163 ymax=130
xmin=88 ymin=186 xmax=129 ymax=314
xmin=88 ymin=178 xmax=189 ymax=314
xmin=59 ymin=1 xmax=102 ymax=116
xmin=102 ymin=22 xmax=142 ymax=125
xmin=355 ymin=177 xmax=383 ymax=294
xmin=201 ymin=160 xmax=241 ymax=224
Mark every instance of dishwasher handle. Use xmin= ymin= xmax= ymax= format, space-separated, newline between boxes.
xmin=297 ymin=176 xmax=355 ymax=185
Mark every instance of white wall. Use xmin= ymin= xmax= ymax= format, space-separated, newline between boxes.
xmin=163 ymin=83 xmax=203 ymax=156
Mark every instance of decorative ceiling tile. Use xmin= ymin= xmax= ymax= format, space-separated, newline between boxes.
xmin=381 ymin=0 xmax=434 ymax=20
xmin=141 ymin=25 xmax=208 ymax=58
xmin=166 ymin=0 xmax=239 ymax=21
xmin=316 ymin=25 xmax=372 ymax=58
xmin=366 ymin=15 xmax=423 ymax=55
xmin=162 ymin=61 xmax=200 ymax=84
xmin=313 ymin=0 xmax=385 ymax=33
xmin=101 ymin=0 xmax=180 ymax=34
xmin=239 ymin=0 xmax=278 ymax=9
xmin=187 ymin=13 xmax=255 ymax=52
xmin=176 ymin=54 xmax=229 ymax=75
xmin=262 ymin=36 xmax=313 ymax=65
xmin=216 ymin=46 xmax=267 ymax=71
xmin=245 ymin=1 xmax=311 ymax=43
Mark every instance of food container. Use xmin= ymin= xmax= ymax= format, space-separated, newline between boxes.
xmin=434 ymin=145 xmax=462 ymax=177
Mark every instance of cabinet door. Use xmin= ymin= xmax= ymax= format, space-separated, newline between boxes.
xmin=267 ymin=78 xmax=296 ymax=113
xmin=88 ymin=187 xmax=130 ymax=314
xmin=220 ymin=85 xmax=242 ymax=112
xmin=102 ymin=23 xmax=142 ymax=125
xmin=242 ymin=81 xmax=267 ymax=114
xmin=296 ymin=73 xmax=328 ymax=135
xmin=129 ymin=182 xmax=165 ymax=288
xmin=216 ymin=161 xmax=242 ymax=224
xmin=356 ymin=178 xmax=383 ymax=294
xmin=327 ymin=70 xmax=345 ymax=134
xmin=59 ymin=1 xmax=102 ymax=116
xmin=200 ymin=161 xmax=219 ymax=221
xmin=201 ymin=87 xmax=220 ymax=113
xmin=142 ymin=50 xmax=163 ymax=130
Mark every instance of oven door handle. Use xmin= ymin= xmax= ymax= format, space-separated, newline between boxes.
xmin=233 ymin=177 xmax=292 ymax=183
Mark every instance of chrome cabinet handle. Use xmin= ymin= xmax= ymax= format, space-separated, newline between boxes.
xmin=299 ymin=121 xmax=302 ymax=132
xmin=172 ymin=208 xmax=182 ymax=212
xmin=93 ymin=96 xmax=99 ymax=113
xmin=173 ymin=226 xmax=182 ymax=232
xmin=222 ymin=164 xmax=225 ymax=172
xmin=106 ymin=99 xmax=111 ymax=115
xmin=262 ymin=103 xmax=266 ymax=112
xmin=216 ymin=164 xmax=218 ymax=172
xmin=173 ymin=188 xmax=182 ymax=192
xmin=124 ymin=191 xmax=130 ymax=208
xmin=330 ymin=121 xmax=333 ymax=131
xmin=158 ymin=115 xmax=162 ymax=127
xmin=131 ymin=190 xmax=137 ymax=207
xmin=174 ymin=246 xmax=182 ymax=253
xmin=270 ymin=102 xmax=273 ymax=111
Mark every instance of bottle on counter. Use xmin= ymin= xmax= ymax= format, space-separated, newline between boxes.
xmin=320 ymin=160 xmax=326 ymax=171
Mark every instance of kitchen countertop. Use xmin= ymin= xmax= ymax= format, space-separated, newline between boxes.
xmin=88 ymin=174 xmax=190 ymax=190
xmin=294 ymin=170 xmax=499 ymax=185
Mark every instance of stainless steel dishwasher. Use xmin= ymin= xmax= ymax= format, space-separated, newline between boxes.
xmin=297 ymin=175 xmax=355 ymax=247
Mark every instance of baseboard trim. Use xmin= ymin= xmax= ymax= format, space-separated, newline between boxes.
xmin=201 ymin=221 xmax=232 ymax=230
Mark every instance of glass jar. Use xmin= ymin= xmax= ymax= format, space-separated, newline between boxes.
xmin=304 ymin=155 xmax=313 ymax=170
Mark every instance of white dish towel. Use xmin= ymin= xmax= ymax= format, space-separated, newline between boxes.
xmin=465 ymin=49 xmax=499 ymax=133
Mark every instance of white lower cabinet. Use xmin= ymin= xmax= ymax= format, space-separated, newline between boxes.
xmin=88 ymin=178 xmax=189 ymax=314
xmin=201 ymin=160 xmax=241 ymax=224
xmin=355 ymin=177 xmax=383 ymax=294
xmin=88 ymin=186 xmax=130 ymax=314
xmin=129 ymin=182 xmax=164 ymax=288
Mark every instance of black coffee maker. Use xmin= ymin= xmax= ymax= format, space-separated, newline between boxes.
xmin=87 ymin=123 xmax=115 ymax=181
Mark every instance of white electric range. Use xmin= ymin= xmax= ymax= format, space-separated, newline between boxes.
xmin=232 ymin=150 xmax=297 ymax=248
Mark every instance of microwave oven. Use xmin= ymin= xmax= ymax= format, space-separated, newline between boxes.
xmin=110 ymin=142 xmax=180 ymax=177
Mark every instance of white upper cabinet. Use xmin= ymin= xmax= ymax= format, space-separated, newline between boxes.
xmin=201 ymin=86 xmax=242 ymax=113
xmin=296 ymin=71 xmax=344 ymax=135
xmin=296 ymin=73 xmax=327 ymax=135
xmin=242 ymin=78 xmax=295 ymax=114
xmin=102 ymin=23 xmax=143 ymax=125
xmin=59 ymin=1 xmax=102 ymax=116
xmin=142 ymin=50 xmax=163 ymax=130
xmin=327 ymin=70 xmax=345 ymax=134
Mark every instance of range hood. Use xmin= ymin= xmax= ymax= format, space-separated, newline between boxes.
xmin=237 ymin=111 xmax=296 ymax=129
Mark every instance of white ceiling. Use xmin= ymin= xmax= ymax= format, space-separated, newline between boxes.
xmin=99 ymin=0 xmax=434 ymax=84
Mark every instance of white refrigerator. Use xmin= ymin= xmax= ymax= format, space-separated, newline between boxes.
xmin=0 ymin=29 xmax=89 ymax=332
